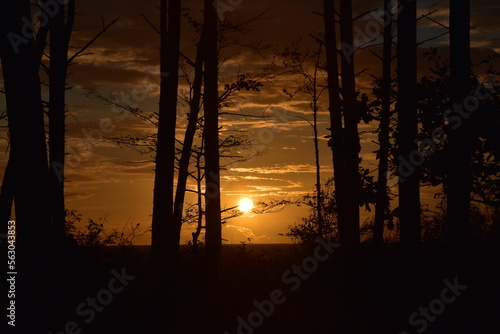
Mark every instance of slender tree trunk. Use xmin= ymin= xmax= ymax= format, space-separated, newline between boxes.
xmin=313 ymin=100 xmax=323 ymax=237
xmin=203 ymin=0 xmax=222 ymax=268
xmin=447 ymin=0 xmax=472 ymax=247
xmin=173 ymin=26 xmax=206 ymax=243
xmin=311 ymin=48 xmax=323 ymax=237
xmin=151 ymin=0 xmax=182 ymax=266
xmin=48 ymin=0 xmax=74 ymax=240
xmin=192 ymin=150 xmax=204 ymax=251
xmin=397 ymin=0 xmax=420 ymax=247
xmin=324 ymin=0 xmax=348 ymax=243
xmin=339 ymin=0 xmax=360 ymax=245
xmin=373 ymin=0 xmax=394 ymax=245
xmin=0 ymin=0 xmax=52 ymax=329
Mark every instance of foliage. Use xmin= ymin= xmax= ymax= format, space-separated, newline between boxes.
xmin=419 ymin=193 xmax=497 ymax=242
xmin=220 ymin=74 xmax=263 ymax=109
xmin=65 ymin=210 xmax=144 ymax=248
xmin=416 ymin=48 xmax=500 ymax=208
xmin=282 ymin=178 xmax=338 ymax=247
xmin=359 ymin=167 xmax=378 ymax=211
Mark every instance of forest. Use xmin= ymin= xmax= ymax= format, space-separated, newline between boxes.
xmin=0 ymin=0 xmax=499 ymax=333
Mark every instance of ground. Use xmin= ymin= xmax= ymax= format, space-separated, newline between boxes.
xmin=48 ymin=242 xmax=500 ymax=334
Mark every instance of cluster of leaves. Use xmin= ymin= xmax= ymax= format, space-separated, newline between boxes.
xmin=65 ymin=210 xmax=144 ymax=248
xmin=419 ymin=194 xmax=499 ymax=243
xmin=281 ymin=170 xmax=380 ymax=246
xmin=358 ymin=167 xmax=377 ymax=211
xmin=220 ymin=74 xmax=264 ymax=109
xmin=356 ymin=91 xmax=379 ymax=124
xmin=416 ymin=47 xmax=500 ymax=208
xmin=282 ymin=178 xmax=339 ymax=247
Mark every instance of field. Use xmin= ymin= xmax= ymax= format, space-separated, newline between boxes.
xmin=48 ymin=242 xmax=500 ymax=334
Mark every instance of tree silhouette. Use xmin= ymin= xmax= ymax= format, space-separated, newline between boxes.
xmin=203 ymin=0 xmax=223 ymax=268
xmin=324 ymin=0 xmax=366 ymax=246
xmin=323 ymin=0 xmax=347 ymax=245
xmin=279 ymin=42 xmax=327 ymax=238
xmin=172 ymin=17 xmax=207 ymax=255
xmin=446 ymin=0 xmax=472 ymax=248
xmin=373 ymin=0 xmax=395 ymax=245
xmin=396 ymin=0 xmax=420 ymax=247
xmin=47 ymin=2 xmax=117 ymax=241
xmin=338 ymin=0 xmax=361 ymax=245
xmin=0 ymin=0 xmax=51 ymax=329
xmin=151 ymin=0 xmax=182 ymax=267
xmin=283 ymin=178 xmax=339 ymax=246
xmin=48 ymin=0 xmax=74 ymax=240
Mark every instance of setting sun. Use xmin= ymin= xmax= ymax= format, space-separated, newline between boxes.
xmin=238 ymin=198 xmax=254 ymax=213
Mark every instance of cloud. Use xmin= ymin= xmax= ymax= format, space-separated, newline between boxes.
xmin=230 ymin=163 xmax=334 ymax=175
xmin=65 ymin=191 xmax=95 ymax=201
xmin=223 ymin=224 xmax=271 ymax=242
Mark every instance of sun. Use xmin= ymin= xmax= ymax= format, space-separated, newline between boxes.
xmin=238 ymin=197 xmax=254 ymax=213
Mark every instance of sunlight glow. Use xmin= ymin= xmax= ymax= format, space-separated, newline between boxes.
xmin=238 ymin=198 xmax=254 ymax=213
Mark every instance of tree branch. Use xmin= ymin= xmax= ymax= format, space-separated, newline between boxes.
xmin=67 ymin=17 xmax=119 ymax=64
xmin=353 ymin=9 xmax=377 ymax=21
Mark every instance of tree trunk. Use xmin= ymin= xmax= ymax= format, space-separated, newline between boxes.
xmin=373 ymin=0 xmax=394 ymax=245
xmin=313 ymin=97 xmax=323 ymax=237
xmin=203 ymin=0 xmax=222 ymax=268
xmin=446 ymin=0 xmax=472 ymax=247
xmin=151 ymin=0 xmax=182 ymax=267
xmin=0 ymin=0 xmax=52 ymax=329
xmin=339 ymin=0 xmax=360 ymax=245
xmin=48 ymin=0 xmax=74 ymax=240
xmin=397 ymin=0 xmax=420 ymax=247
xmin=311 ymin=47 xmax=323 ymax=237
xmin=192 ymin=149 xmax=204 ymax=251
xmin=173 ymin=26 xmax=206 ymax=246
xmin=323 ymin=0 xmax=347 ymax=243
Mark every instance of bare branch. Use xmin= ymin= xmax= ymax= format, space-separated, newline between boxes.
xmin=67 ymin=17 xmax=119 ymax=64
xmin=355 ymin=68 xmax=370 ymax=78
xmin=353 ymin=8 xmax=377 ymax=21
xmin=416 ymin=10 xmax=439 ymax=22
xmin=422 ymin=15 xmax=449 ymax=30
xmin=141 ymin=14 xmax=160 ymax=34
xmin=417 ymin=32 xmax=449 ymax=46
xmin=369 ymin=49 xmax=383 ymax=61
xmin=219 ymin=7 xmax=274 ymax=33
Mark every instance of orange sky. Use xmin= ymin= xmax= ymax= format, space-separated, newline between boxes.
xmin=0 ymin=0 xmax=499 ymax=244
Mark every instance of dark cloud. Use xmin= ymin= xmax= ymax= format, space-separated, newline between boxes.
xmin=70 ymin=63 xmax=152 ymax=88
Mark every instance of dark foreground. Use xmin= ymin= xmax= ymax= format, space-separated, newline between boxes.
xmin=43 ymin=242 xmax=499 ymax=334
